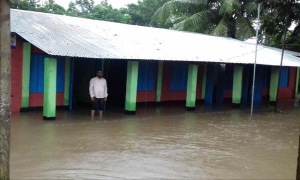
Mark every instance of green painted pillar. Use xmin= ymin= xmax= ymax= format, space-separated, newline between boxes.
xmin=269 ymin=66 xmax=280 ymax=104
xmin=201 ymin=64 xmax=207 ymax=100
xmin=64 ymin=57 xmax=71 ymax=106
xmin=21 ymin=42 xmax=31 ymax=110
xmin=232 ymin=65 xmax=243 ymax=106
xmin=43 ymin=58 xmax=57 ymax=120
xmin=125 ymin=61 xmax=139 ymax=114
xmin=295 ymin=67 xmax=300 ymax=99
xmin=186 ymin=64 xmax=198 ymax=110
xmin=156 ymin=61 xmax=163 ymax=103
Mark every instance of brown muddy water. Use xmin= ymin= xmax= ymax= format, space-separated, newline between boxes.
xmin=10 ymin=105 xmax=300 ymax=179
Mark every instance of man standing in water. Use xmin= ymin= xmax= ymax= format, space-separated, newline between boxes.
xmin=89 ymin=70 xmax=108 ymax=117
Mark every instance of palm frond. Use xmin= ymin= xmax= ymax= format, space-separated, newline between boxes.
xmin=219 ymin=0 xmax=241 ymax=16
xmin=235 ymin=14 xmax=255 ymax=40
xmin=173 ymin=10 xmax=214 ymax=32
xmin=165 ymin=14 xmax=190 ymax=27
xmin=212 ymin=17 xmax=229 ymax=37
xmin=245 ymin=2 xmax=257 ymax=15
xmin=152 ymin=0 xmax=206 ymax=24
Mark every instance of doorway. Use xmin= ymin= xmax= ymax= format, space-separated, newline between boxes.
xmin=72 ymin=58 xmax=127 ymax=111
xmin=105 ymin=59 xmax=127 ymax=110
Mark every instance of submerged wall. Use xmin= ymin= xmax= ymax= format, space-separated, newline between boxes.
xmin=11 ymin=35 xmax=23 ymax=112
xmin=11 ymin=35 xmax=65 ymax=112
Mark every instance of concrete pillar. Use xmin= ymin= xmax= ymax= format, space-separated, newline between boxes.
xmin=156 ymin=61 xmax=163 ymax=103
xmin=43 ymin=58 xmax=57 ymax=120
xmin=201 ymin=64 xmax=207 ymax=100
xmin=186 ymin=64 xmax=198 ymax=110
xmin=205 ymin=64 xmax=214 ymax=106
xmin=295 ymin=67 xmax=300 ymax=99
xmin=241 ymin=66 xmax=251 ymax=106
xmin=232 ymin=65 xmax=243 ymax=106
xmin=216 ymin=65 xmax=226 ymax=106
xmin=125 ymin=61 xmax=139 ymax=114
xmin=253 ymin=66 xmax=264 ymax=107
xmin=269 ymin=66 xmax=280 ymax=105
xmin=69 ymin=59 xmax=75 ymax=110
xmin=64 ymin=57 xmax=71 ymax=106
xmin=102 ymin=59 xmax=105 ymax=71
xmin=21 ymin=42 xmax=31 ymax=111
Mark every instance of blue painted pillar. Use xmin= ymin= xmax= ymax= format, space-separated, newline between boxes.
xmin=69 ymin=59 xmax=75 ymax=110
xmin=253 ymin=66 xmax=264 ymax=108
xmin=216 ymin=65 xmax=226 ymax=106
xmin=205 ymin=64 xmax=214 ymax=106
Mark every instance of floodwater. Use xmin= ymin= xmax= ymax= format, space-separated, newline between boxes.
xmin=10 ymin=104 xmax=300 ymax=179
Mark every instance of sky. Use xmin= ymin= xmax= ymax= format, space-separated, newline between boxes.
xmin=50 ymin=0 xmax=139 ymax=9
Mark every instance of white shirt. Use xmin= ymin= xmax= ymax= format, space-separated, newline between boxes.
xmin=89 ymin=77 xmax=108 ymax=98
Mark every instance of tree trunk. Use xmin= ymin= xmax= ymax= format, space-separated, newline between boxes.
xmin=297 ymin=133 xmax=300 ymax=180
xmin=0 ymin=1 xmax=11 ymax=179
xmin=228 ymin=17 xmax=236 ymax=39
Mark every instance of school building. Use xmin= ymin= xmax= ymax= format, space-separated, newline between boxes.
xmin=10 ymin=9 xmax=300 ymax=120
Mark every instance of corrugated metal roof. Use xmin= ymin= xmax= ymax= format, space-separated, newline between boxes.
xmin=11 ymin=9 xmax=300 ymax=67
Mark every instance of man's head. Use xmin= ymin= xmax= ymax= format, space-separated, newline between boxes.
xmin=97 ymin=71 xmax=103 ymax=78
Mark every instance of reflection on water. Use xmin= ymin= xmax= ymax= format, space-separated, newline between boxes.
xmin=10 ymin=105 xmax=300 ymax=179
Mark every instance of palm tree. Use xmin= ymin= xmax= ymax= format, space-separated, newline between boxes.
xmin=152 ymin=0 xmax=257 ymax=40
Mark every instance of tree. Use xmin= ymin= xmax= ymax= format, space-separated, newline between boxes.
xmin=85 ymin=1 xmax=132 ymax=24
xmin=75 ymin=0 xmax=95 ymax=15
xmin=36 ymin=3 xmax=66 ymax=15
xmin=297 ymin=133 xmax=300 ymax=180
xmin=0 ymin=0 xmax=11 ymax=179
xmin=10 ymin=0 xmax=38 ymax=10
xmin=286 ymin=24 xmax=300 ymax=52
xmin=125 ymin=0 xmax=169 ymax=26
xmin=152 ymin=0 xmax=257 ymax=40
xmin=259 ymin=0 xmax=300 ymax=52
xmin=66 ymin=2 xmax=80 ymax=17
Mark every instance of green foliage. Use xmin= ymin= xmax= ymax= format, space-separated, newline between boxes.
xmin=36 ymin=3 xmax=66 ymax=14
xmin=235 ymin=15 xmax=255 ymax=40
xmin=125 ymin=0 xmax=169 ymax=26
xmin=259 ymin=0 xmax=300 ymax=52
xmin=10 ymin=0 xmax=65 ymax=15
xmin=10 ymin=0 xmax=38 ymax=10
xmin=173 ymin=10 xmax=214 ymax=33
xmin=75 ymin=0 xmax=94 ymax=14
xmin=212 ymin=17 xmax=229 ymax=37
xmin=245 ymin=2 xmax=257 ymax=16
xmin=219 ymin=0 xmax=241 ymax=16
xmin=152 ymin=0 xmax=256 ymax=40
xmin=85 ymin=1 xmax=133 ymax=24
xmin=152 ymin=0 xmax=204 ymax=26
xmin=10 ymin=0 xmax=170 ymax=26
xmin=66 ymin=2 xmax=80 ymax=17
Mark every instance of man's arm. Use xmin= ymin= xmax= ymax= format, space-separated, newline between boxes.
xmin=89 ymin=79 xmax=95 ymax=101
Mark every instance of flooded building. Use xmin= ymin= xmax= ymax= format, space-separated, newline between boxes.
xmin=10 ymin=9 xmax=300 ymax=119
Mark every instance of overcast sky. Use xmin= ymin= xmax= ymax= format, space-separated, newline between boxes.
xmin=49 ymin=0 xmax=139 ymax=9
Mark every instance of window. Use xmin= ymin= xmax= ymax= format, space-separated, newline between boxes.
xmin=30 ymin=54 xmax=65 ymax=93
xmin=170 ymin=62 xmax=188 ymax=91
xmin=279 ymin=67 xmax=289 ymax=88
xmin=137 ymin=61 xmax=156 ymax=92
